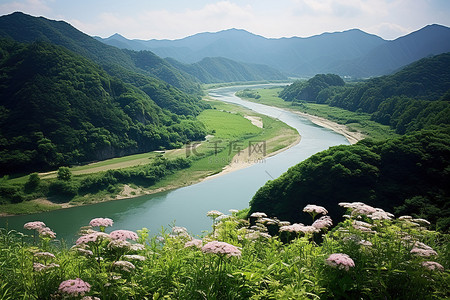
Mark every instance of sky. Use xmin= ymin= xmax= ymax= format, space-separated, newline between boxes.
xmin=0 ymin=0 xmax=449 ymax=40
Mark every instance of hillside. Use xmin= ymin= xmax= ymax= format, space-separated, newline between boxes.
xmin=249 ymin=128 xmax=450 ymax=232
xmin=166 ymin=56 xmax=287 ymax=83
xmin=98 ymin=26 xmax=450 ymax=77
xmin=0 ymin=39 xmax=206 ymax=174
xmin=0 ymin=12 xmax=202 ymax=95
xmin=280 ymin=53 xmax=450 ymax=133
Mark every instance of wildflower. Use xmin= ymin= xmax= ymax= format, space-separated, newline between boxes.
xmin=24 ymin=221 xmax=46 ymax=230
xmin=89 ymin=217 xmax=113 ymax=228
xmin=259 ymin=232 xmax=272 ymax=239
xmin=34 ymin=252 xmax=56 ymax=259
xmin=413 ymin=218 xmax=431 ymax=226
xmin=38 ymin=227 xmax=56 ymax=239
xmin=421 ymin=261 xmax=444 ymax=271
xmin=339 ymin=202 xmax=376 ymax=217
xmin=229 ymin=209 xmax=239 ymax=214
xmin=184 ymin=239 xmax=203 ymax=249
xmin=108 ymin=239 xmax=131 ymax=250
xmin=359 ymin=240 xmax=373 ymax=247
xmin=312 ymin=216 xmax=333 ymax=229
xmin=33 ymin=262 xmax=60 ymax=272
xmin=326 ymin=253 xmax=355 ymax=271
xmin=110 ymin=230 xmax=138 ymax=241
xmin=303 ymin=204 xmax=328 ymax=216
xmin=76 ymin=232 xmax=110 ymax=245
xmin=352 ymin=220 xmax=375 ymax=233
xmin=369 ymin=208 xmax=394 ymax=220
xmin=113 ymin=260 xmax=135 ymax=272
xmin=172 ymin=226 xmax=188 ymax=234
xmin=258 ymin=217 xmax=278 ymax=225
xmin=398 ymin=215 xmax=413 ymax=220
xmin=129 ymin=243 xmax=145 ymax=251
xmin=216 ymin=214 xmax=232 ymax=222
xmin=82 ymin=297 xmax=101 ymax=300
xmin=278 ymin=221 xmax=291 ymax=226
xmin=123 ymin=254 xmax=146 ymax=261
xmin=410 ymin=248 xmax=438 ymax=257
xmin=250 ymin=212 xmax=267 ymax=218
xmin=280 ymin=223 xmax=319 ymax=234
xmin=414 ymin=241 xmax=434 ymax=251
xmin=207 ymin=210 xmax=224 ymax=218
xmin=58 ymin=278 xmax=91 ymax=296
xmin=201 ymin=241 xmax=241 ymax=257
xmin=75 ymin=247 xmax=93 ymax=257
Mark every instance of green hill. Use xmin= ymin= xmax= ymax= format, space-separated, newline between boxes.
xmin=0 ymin=39 xmax=206 ymax=175
xmin=166 ymin=56 xmax=287 ymax=84
xmin=280 ymin=53 xmax=450 ymax=134
xmin=249 ymin=128 xmax=450 ymax=231
xmin=0 ymin=12 xmax=202 ymax=96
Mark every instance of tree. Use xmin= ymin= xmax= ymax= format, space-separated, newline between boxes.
xmin=24 ymin=172 xmax=40 ymax=192
xmin=57 ymin=167 xmax=72 ymax=181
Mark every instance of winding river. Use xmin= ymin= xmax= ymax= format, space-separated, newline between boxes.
xmin=0 ymin=85 xmax=349 ymax=243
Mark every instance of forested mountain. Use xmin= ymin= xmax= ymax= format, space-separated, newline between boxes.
xmin=0 ymin=39 xmax=206 ymax=174
xmin=250 ymin=128 xmax=450 ymax=231
xmin=279 ymin=74 xmax=345 ymax=102
xmin=98 ymin=25 xmax=450 ymax=77
xmin=166 ymin=57 xmax=287 ymax=83
xmin=280 ymin=53 xmax=450 ymax=133
xmin=0 ymin=12 xmax=202 ymax=95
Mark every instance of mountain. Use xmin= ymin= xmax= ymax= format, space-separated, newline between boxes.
xmin=280 ymin=53 xmax=450 ymax=134
xmin=166 ymin=57 xmax=287 ymax=83
xmin=99 ymin=26 xmax=450 ymax=77
xmin=330 ymin=24 xmax=450 ymax=77
xmin=249 ymin=128 xmax=450 ymax=231
xmin=0 ymin=12 xmax=202 ymax=95
xmin=0 ymin=39 xmax=206 ymax=174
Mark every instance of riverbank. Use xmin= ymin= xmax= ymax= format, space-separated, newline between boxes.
xmin=0 ymin=94 xmax=300 ymax=216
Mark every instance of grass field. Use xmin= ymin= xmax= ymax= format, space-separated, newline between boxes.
xmin=243 ymin=87 xmax=399 ymax=140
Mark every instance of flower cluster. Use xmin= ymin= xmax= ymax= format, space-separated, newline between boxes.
xmin=410 ymin=242 xmax=437 ymax=257
xmin=33 ymin=262 xmax=60 ymax=272
xmin=110 ymin=230 xmax=138 ymax=241
xmin=325 ymin=253 xmax=355 ymax=271
xmin=58 ymin=278 xmax=91 ymax=296
xmin=303 ymin=204 xmax=328 ymax=217
xmin=279 ymin=223 xmax=320 ymax=234
xmin=339 ymin=202 xmax=394 ymax=220
xmin=113 ymin=260 xmax=136 ymax=272
xmin=421 ymin=261 xmax=444 ymax=271
xmin=89 ymin=217 xmax=114 ymax=228
xmin=201 ymin=241 xmax=241 ymax=257
xmin=206 ymin=210 xmax=224 ymax=218
xmin=184 ymin=239 xmax=203 ymax=249
xmin=76 ymin=232 xmax=110 ymax=245
xmin=312 ymin=216 xmax=333 ymax=230
xmin=24 ymin=221 xmax=56 ymax=239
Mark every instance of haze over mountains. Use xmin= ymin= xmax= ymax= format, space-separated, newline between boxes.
xmin=98 ymin=25 xmax=450 ymax=78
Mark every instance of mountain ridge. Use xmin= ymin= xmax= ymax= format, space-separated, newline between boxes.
xmin=98 ymin=24 xmax=450 ymax=77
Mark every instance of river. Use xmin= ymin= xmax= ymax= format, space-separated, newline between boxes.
xmin=0 ymin=85 xmax=349 ymax=243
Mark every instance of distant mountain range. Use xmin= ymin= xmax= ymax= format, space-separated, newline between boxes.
xmin=98 ymin=25 xmax=450 ymax=78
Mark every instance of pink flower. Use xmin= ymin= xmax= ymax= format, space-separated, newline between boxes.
xmin=110 ymin=230 xmax=138 ymax=241
xmin=410 ymin=248 xmax=438 ymax=257
xmin=201 ymin=241 xmax=241 ymax=257
xmin=33 ymin=262 xmax=60 ymax=272
xmin=421 ymin=261 xmax=444 ymax=271
xmin=113 ymin=260 xmax=135 ymax=272
xmin=312 ymin=216 xmax=333 ymax=229
xmin=75 ymin=232 xmax=110 ymax=245
xmin=34 ymin=252 xmax=56 ymax=259
xmin=250 ymin=212 xmax=267 ymax=218
xmin=58 ymin=278 xmax=91 ymax=296
xmin=38 ymin=227 xmax=56 ymax=239
xmin=279 ymin=223 xmax=320 ymax=234
xmin=303 ymin=204 xmax=328 ymax=216
xmin=24 ymin=221 xmax=46 ymax=230
xmin=89 ymin=217 xmax=113 ymax=228
xmin=326 ymin=253 xmax=355 ymax=271
xmin=184 ymin=239 xmax=203 ymax=249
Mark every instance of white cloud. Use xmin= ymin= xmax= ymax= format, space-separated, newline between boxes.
xmin=0 ymin=0 xmax=51 ymax=16
xmin=71 ymin=1 xmax=255 ymax=39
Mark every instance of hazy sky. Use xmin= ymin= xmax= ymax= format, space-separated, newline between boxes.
xmin=0 ymin=0 xmax=449 ymax=40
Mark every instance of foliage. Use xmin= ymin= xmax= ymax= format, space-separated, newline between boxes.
xmin=0 ymin=39 xmax=207 ymax=175
xmin=250 ymin=127 xmax=450 ymax=232
xmin=235 ymin=89 xmax=261 ymax=99
xmin=279 ymin=74 xmax=345 ymax=102
xmin=57 ymin=167 xmax=72 ymax=181
xmin=0 ymin=204 xmax=448 ymax=299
